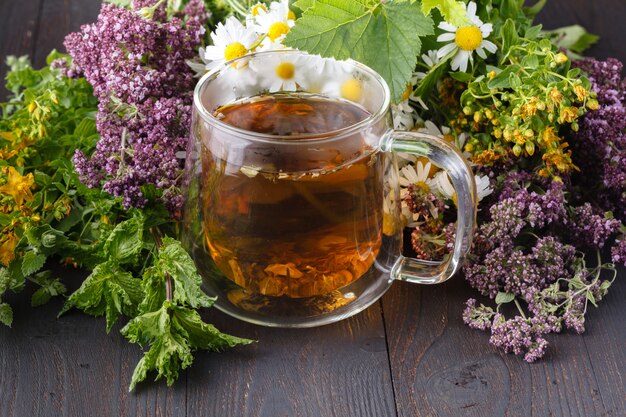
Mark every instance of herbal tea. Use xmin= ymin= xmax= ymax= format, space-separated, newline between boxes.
xmin=202 ymin=93 xmax=383 ymax=298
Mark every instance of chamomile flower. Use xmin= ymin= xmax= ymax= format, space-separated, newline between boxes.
xmin=251 ymin=53 xmax=311 ymax=92
xmin=414 ymin=50 xmax=441 ymax=81
xmin=202 ymin=17 xmax=258 ymax=71
xmin=398 ymin=160 xmax=433 ymax=188
xmin=254 ymin=0 xmax=295 ymax=46
xmin=474 ymin=174 xmax=494 ymax=201
xmin=436 ymin=2 xmax=497 ymax=73
xmin=432 ymin=170 xmax=493 ymax=204
xmin=392 ymin=101 xmax=416 ymax=130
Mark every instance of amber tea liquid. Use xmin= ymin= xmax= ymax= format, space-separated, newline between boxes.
xmin=203 ymin=94 xmax=383 ymax=298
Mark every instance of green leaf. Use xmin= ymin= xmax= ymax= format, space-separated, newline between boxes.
xmin=525 ymin=24 xmax=542 ymax=40
xmin=25 ymin=225 xmax=68 ymax=255
xmin=487 ymin=65 xmax=521 ymax=89
xmin=31 ymin=272 xmax=66 ymax=307
xmin=449 ymin=71 xmax=473 ymax=82
xmin=173 ymin=305 xmax=254 ymax=351
xmin=103 ymin=213 xmax=144 ymax=265
xmin=157 ymin=237 xmax=215 ymax=309
xmin=495 ymin=292 xmax=515 ymax=304
xmin=421 ymin=0 xmax=469 ymax=27
xmin=586 ymin=290 xmax=597 ymax=307
xmin=59 ymin=261 xmax=144 ymax=332
xmin=0 ymin=302 xmax=13 ymax=327
xmin=121 ymin=302 xmax=253 ymax=391
xmin=546 ymin=25 xmax=599 ymax=55
xmin=500 ymin=19 xmax=519 ymax=55
xmin=523 ymin=0 xmax=546 ymax=17
xmin=284 ymin=0 xmax=434 ymax=101
xmin=138 ymin=266 xmax=168 ymax=314
xmin=21 ymin=252 xmax=47 ymax=277
xmin=293 ymin=0 xmax=316 ymax=12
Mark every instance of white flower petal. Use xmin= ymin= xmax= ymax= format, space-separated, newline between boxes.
xmin=476 ymin=46 xmax=487 ymax=59
xmin=438 ymin=21 xmax=458 ymax=32
xmin=482 ymin=40 xmax=498 ymax=53
xmin=437 ymin=42 xmax=457 ymax=59
xmin=480 ymin=23 xmax=493 ymax=37
xmin=467 ymin=1 xmax=477 ymax=18
xmin=437 ymin=33 xmax=456 ymax=42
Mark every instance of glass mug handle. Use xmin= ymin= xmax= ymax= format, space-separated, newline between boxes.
xmin=381 ymin=131 xmax=477 ymax=284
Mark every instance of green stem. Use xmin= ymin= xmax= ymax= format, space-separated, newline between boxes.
xmin=151 ymin=227 xmax=173 ymax=302
xmin=513 ymin=297 xmax=527 ymax=320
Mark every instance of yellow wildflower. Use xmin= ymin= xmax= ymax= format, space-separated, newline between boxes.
xmin=558 ymin=106 xmax=578 ymax=124
xmin=0 ymin=232 xmax=19 ymax=266
xmin=0 ymin=167 xmax=35 ymax=205
xmin=548 ymin=88 xmax=563 ymax=106
xmin=574 ymin=85 xmax=587 ymax=101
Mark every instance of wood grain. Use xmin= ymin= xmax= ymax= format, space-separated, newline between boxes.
xmin=1 ymin=1 xmax=625 ymax=416
xmin=536 ymin=0 xmax=626 ymax=64
xmin=186 ymin=305 xmax=397 ymax=417
xmin=0 ymin=0 xmax=43 ymax=101
xmin=381 ymin=275 xmax=626 ymax=417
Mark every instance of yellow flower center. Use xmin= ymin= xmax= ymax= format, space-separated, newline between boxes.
xmin=455 ymin=26 xmax=483 ymax=51
xmin=288 ymin=10 xmax=296 ymax=20
xmin=268 ymin=22 xmax=290 ymax=41
xmin=340 ymin=78 xmax=363 ymax=102
xmin=415 ymin=181 xmax=430 ymax=193
xmin=251 ymin=3 xmax=267 ymax=16
xmin=224 ymin=42 xmax=248 ymax=62
xmin=275 ymin=62 xmax=295 ymax=80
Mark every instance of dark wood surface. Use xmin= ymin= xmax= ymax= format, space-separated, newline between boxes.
xmin=1 ymin=1 xmax=625 ymax=416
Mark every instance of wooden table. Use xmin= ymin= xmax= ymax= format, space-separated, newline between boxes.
xmin=1 ymin=1 xmax=625 ymax=416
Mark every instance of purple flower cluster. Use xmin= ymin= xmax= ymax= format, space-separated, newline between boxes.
xmin=571 ymin=58 xmax=626 ymax=221
xmin=65 ymin=1 xmax=207 ymax=211
xmin=570 ymin=203 xmax=621 ymax=248
xmin=489 ymin=314 xmax=549 ymax=363
xmin=461 ymin=169 xmax=619 ymax=362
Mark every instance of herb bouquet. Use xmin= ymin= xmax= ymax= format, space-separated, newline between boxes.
xmin=1 ymin=0 xmax=624 ymax=389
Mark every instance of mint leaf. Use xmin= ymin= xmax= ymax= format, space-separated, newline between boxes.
xmin=0 ymin=302 xmax=13 ymax=327
xmin=21 ymin=251 xmax=47 ymax=277
xmin=173 ymin=305 xmax=254 ymax=351
xmin=285 ymin=0 xmax=434 ymax=101
xmin=122 ymin=301 xmax=253 ymax=391
xmin=138 ymin=265 xmax=167 ymax=314
xmin=31 ymin=276 xmax=66 ymax=307
xmin=60 ymin=261 xmax=144 ymax=332
xmin=495 ymin=292 xmax=515 ymax=304
xmin=103 ymin=213 xmax=144 ymax=265
xmin=157 ymin=237 xmax=215 ymax=309
xmin=421 ymin=0 xmax=469 ymax=27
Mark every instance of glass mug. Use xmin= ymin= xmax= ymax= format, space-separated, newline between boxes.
xmin=181 ymin=50 xmax=476 ymax=327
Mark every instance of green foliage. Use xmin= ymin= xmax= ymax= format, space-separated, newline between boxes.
xmin=421 ymin=0 xmax=468 ymax=27
xmin=1 ymin=52 xmax=250 ymax=390
xmin=122 ymin=301 xmax=253 ymax=391
xmin=284 ymin=0 xmax=433 ymax=101
xmin=59 ymin=261 xmax=144 ymax=331
xmin=30 ymin=271 xmax=67 ymax=307
xmin=545 ymin=25 xmax=599 ymax=59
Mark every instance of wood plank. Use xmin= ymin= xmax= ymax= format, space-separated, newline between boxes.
xmin=536 ymin=0 xmax=626 ymax=63
xmin=0 ymin=0 xmax=43 ymax=101
xmin=186 ymin=304 xmax=398 ymax=417
xmin=0 ymin=267 xmax=187 ymax=417
xmin=382 ymin=275 xmax=625 ymax=417
xmin=32 ymin=0 xmax=102 ymax=68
